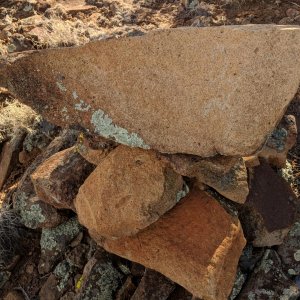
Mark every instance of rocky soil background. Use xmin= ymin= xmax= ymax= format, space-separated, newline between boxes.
xmin=1 ymin=0 xmax=300 ymax=300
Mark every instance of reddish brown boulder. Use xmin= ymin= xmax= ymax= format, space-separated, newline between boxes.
xmin=31 ymin=146 xmax=95 ymax=210
xmin=103 ymin=189 xmax=246 ymax=300
xmin=239 ymin=161 xmax=298 ymax=247
xmin=75 ymin=145 xmax=183 ymax=239
xmin=2 ymin=26 xmax=300 ymax=157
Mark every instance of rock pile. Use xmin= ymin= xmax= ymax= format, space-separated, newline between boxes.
xmin=0 ymin=24 xmax=300 ymax=300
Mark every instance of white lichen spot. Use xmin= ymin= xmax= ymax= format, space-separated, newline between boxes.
xmin=75 ymin=100 xmax=91 ymax=112
xmin=56 ymin=81 xmax=67 ymax=92
xmin=176 ymin=182 xmax=190 ymax=202
xmin=61 ymin=107 xmax=68 ymax=113
xmin=72 ymin=91 xmax=79 ymax=100
xmin=293 ymin=250 xmax=300 ymax=261
xmin=91 ymin=109 xmax=150 ymax=149
xmin=288 ymin=269 xmax=297 ymax=275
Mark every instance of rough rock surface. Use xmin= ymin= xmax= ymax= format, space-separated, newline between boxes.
xmin=166 ymin=154 xmax=248 ymax=203
xmin=239 ymin=161 xmax=298 ymax=247
xmin=0 ymin=128 xmax=26 ymax=189
xmin=75 ymin=145 xmax=183 ymax=239
xmin=238 ymin=249 xmax=300 ymax=299
xmin=131 ymin=269 xmax=175 ymax=300
xmin=258 ymin=114 xmax=297 ymax=167
xmin=38 ymin=217 xmax=82 ymax=274
xmin=31 ymin=147 xmax=95 ymax=210
xmin=103 ymin=188 xmax=246 ymax=300
xmin=76 ymin=251 xmax=122 ymax=300
xmin=2 ymin=25 xmax=300 ymax=157
xmin=278 ymin=222 xmax=300 ymax=275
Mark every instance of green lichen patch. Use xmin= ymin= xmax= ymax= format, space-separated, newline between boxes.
xmin=91 ymin=109 xmax=150 ymax=149
xmin=40 ymin=217 xmax=81 ymax=252
xmin=80 ymin=260 xmax=122 ymax=300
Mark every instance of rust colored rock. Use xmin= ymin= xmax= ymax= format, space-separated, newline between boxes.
xmin=166 ymin=154 xmax=248 ymax=204
xmin=75 ymin=145 xmax=183 ymax=239
xmin=2 ymin=26 xmax=300 ymax=157
xmin=103 ymin=189 xmax=246 ymax=300
xmin=0 ymin=128 xmax=26 ymax=189
xmin=239 ymin=161 xmax=298 ymax=247
xmin=258 ymin=114 xmax=297 ymax=168
xmin=31 ymin=146 xmax=95 ymax=210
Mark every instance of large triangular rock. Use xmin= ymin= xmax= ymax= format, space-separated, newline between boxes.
xmin=1 ymin=25 xmax=300 ymax=156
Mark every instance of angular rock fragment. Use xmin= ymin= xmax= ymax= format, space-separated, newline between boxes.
xmin=77 ymin=252 xmax=122 ymax=300
xmin=0 ymin=128 xmax=26 ymax=189
xmin=38 ymin=217 xmax=82 ymax=274
xmin=131 ymin=269 xmax=175 ymax=300
xmin=258 ymin=114 xmax=297 ymax=167
xmin=2 ymin=25 xmax=300 ymax=156
xmin=20 ymin=195 xmax=64 ymax=229
xmin=239 ymin=161 xmax=298 ymax=247
xmin=238 ymin=250 xmax=300 ymax=299
xmin=278 ymin=222 xmax=300 ymax=275
xmin=103 ymin=188 xmax=246 ymax=300
xmin=31 ymin=146 xmax=95 ymax=210
xmin=75 ymin=145 xmax=183 ymax=239
xmin=166 ymin=154 xmax=248 ymax=204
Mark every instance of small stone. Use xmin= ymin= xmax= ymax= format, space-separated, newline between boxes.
xmin=286 ymin=8 xmax=300 ymax=18
xmin=238 ymin=249 xmax=300 ymax=299
xmin=115 ymin=276 xmax=136 ymax=300
xmin=131 ymin=269 xmax=175 ymax=300
xmin=31 ymin=146 xmax=95 ymax=210
xmin=258 ymin=115 xmax=297 ymax=168
xmin=20 ymin=195 xmax=64 ymax=229
xmin=38 ymin=217 xmax=82 ymax=274
xmin=0 ymin=128 xmax=26 ymax=189
xmin=239 ymin=161 xmax=298 ymax=247
xmin=103 ymin=188 xmax=246 ymax=300
xmin=77 ymin=254 xmax=122 ymax=300
xmin=278 ymin=222 xmax=300 ymax=275
xmin=4 ymin=291 xmax=24 ymax=300
xmin=39 ymin=274 xmax=60 ymax=300
xmin=166 ymin=154 xmax=249 ymax=204
xmin=75 ymin=145 xmax=183 ymax=239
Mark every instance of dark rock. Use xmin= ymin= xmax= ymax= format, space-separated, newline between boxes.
xmin=239 ymin=161 xmax=298 ymax=246
xmin=167 ymin=286 xmax=193 ymax=300
xmin=0 ymin=128 xmax=26 ymax=189
xmin=38 ymin=217 xmax=82 ymax=274
xmin=238 ymin=249 xmax=300 ymax=299
xmin=18 ymin=195 xmax=64 ymax=229
xmin=278 ymin=222 xmax=300 ymax=275
xmin=115 ymin=276 xmax=136 ymax=300
xmin=31 ymin=146 xmax=95 ymax=211
xmin=76 ymin=252 xmax=122 ymax=300
xmin=39 ymin=274 xmax=60 ymax=300
xmin=258 ymin=114 xmax=297 ymax=168
xmin=131 ymin=269 xmax=175 ymax=300
xmin=13 ymin=129 xmax=79 ymax=228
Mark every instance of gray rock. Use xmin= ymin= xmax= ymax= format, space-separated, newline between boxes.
xmin=38 ymin=217 xmax=82 ymax=274
xmin=238 ymin=249 xmax=300 ymax=300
